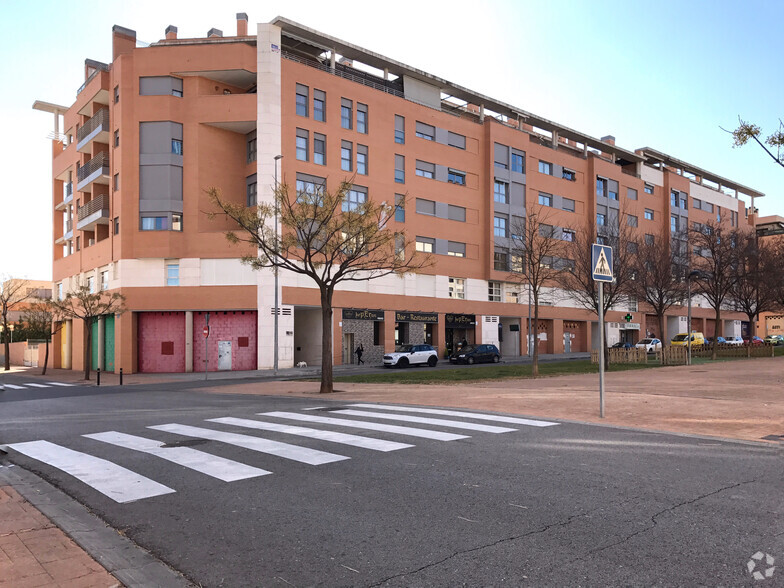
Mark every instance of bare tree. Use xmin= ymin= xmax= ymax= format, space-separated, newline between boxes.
xmin=210 ymin=180 xmax=431 ymax=394
xmin=1 ymin=277 xmax=32 ymax=371
xmin=689 ymin=220 xmax=742 ymax=360
xmin=730 ymin=233 xmax=780 ymax=335
xmin=508 ymin=206 xmax=571 ymax=377
xmin=629 ymin=232 xmax=688 ymax=355
xmin=48 ymin=284 xmax=126 ymax=380
xmin=555 ymin=207 xmax=636 ymax=368
xmin=726 ymin=117 xmax=784 ymax=169
xmin=22 ymin=300 xmax=64 ymax=376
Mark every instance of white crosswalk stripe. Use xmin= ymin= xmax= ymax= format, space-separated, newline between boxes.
xmin=260 ymin=411 xmax=470 ymax=441
xmin=346 ymin=404 xmax=559 ymax=428
xmin=148 ymin=423 xmax=349 ymax=466
xmin=4 ymin=384 xmax=26 ymax=390
xmin=331 ymin=409 xmax=517 ymax=433
xmin=84 ymin=431 xmax=270 ymax=482
xmin=207 ymin=417 xmax=414 ymax=452
xmin=46 ymin=382 xmax=75 ymax=387
xmin=23 ymin=383 xmax=51 ymax=388
xmin=7 ymin=440 xmax=175 ymax=503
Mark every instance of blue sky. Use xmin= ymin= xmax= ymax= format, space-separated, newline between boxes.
xmin=1 ymin=0 xmax=782 ymax=280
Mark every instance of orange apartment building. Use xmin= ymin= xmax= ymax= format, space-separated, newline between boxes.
xmin=34 ymin=14 xmax=769 ymax=374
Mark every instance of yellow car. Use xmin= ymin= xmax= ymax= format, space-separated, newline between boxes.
xmin=671 ymin=332 xmax=705 ymax=346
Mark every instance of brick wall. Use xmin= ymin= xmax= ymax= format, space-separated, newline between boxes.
xmin=342 ymin=319 xmax=384 ymax=365
xmin=138 ymin=312 xmax=186 ymax=372
xmin=193 ymin=311 xmax=257 ymax=371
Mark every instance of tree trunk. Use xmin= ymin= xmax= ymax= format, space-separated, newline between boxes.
xmin=2 ymin=316 xmax=9 ymax=371
xmin=712 ymin=308 xmax=721 ymax=361
xmin=603 ymin=320 xmax=610 ymax=371
xmin=42 ymin=339 xmax=49 ymax=376
xmin=84 ymin=318 xmax=92 ymax=381
xmin=532 ymin=297 xmax=540 ymax=378
xmin=319 ymin=288 xmax=334 ymax=394
xmin=657 ymin=313 xmax=667 ymax=365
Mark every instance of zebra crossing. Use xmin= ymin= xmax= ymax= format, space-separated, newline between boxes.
xmin=2 ymin=382 xmax=76 ymax=390
xmin=5 ymin=404 xmax=560 ymax=504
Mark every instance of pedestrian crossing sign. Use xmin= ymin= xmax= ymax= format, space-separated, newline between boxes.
xmin=591 ymin=244 xmax=613 ymax=282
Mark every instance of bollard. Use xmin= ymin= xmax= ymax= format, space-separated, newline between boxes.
xmin=96 ymin=368 xmax=101 ymax=386
xmin=119 ymin=368 xmax=123 ymax=386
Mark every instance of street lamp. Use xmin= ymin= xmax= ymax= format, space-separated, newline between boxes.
xmin=273 ymin=154 xmax=283 ymax=375
xmin=686 ymin=269 xmax=702 ymax=365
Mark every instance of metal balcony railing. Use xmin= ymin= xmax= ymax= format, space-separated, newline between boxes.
xmin=77 ymin=194 xmax=109 ymax=221
xmin=65 ymin=219 xmax=73 ymax=233
xmin=65 ymin=182 xmax=73 ymax=197
xmin=77 ymin=152 xmax=109 ymax=182
xmin=77 ymin=108 xmax=109 ymax=143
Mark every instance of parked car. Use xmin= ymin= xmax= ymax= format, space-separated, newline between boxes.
xmin=705 ymin=336 xmax=727 ymax=346
xmin=671 ymin=332 xmax=705 ymax=346
xmin=763 ymin=334 xmax=784 ymax=346
xmin=383 ymin=344 xmax=438 ymax=368
xmin=449 ymin=344 xmax=501 ymax=365
xmin=635 ymin=338 xmax=662 ymax=352
xmin=743 ymin=336 xmax=765 ymax=346
xmin=611 ymin=342 xmax=634 ymax=349
xmin=724 ymin=336 xmax=744 ymax=346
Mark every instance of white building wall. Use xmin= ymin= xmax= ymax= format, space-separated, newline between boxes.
xmin=640 ymin=165 xmax=664 ymax=187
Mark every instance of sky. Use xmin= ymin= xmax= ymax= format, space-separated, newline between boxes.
xmin=1 ymin=0 xmax=782 ymax=281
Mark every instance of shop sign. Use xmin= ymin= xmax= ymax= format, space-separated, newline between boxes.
xmin=342 ymin=308 xmax=384 ymax=321
xmin=620 ymin=323 xmax=640 ymax=330
xmin=445 ymin=314 xmax=476 ymax=328
xmin=395 ymin=311 xmax=438 ymax=323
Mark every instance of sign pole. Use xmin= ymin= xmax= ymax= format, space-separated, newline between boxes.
xmin=204 ymin=312 xmax=210 ymax=381
xmin=598 ymin=281 xmax=605 ymax=418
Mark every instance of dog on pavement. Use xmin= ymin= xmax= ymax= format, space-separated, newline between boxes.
xmin=296 ymin=361 xmax=308 ymax=368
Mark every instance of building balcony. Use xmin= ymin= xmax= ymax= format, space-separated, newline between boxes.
xmin=55 ymin=220 xmax=73 ymax=244
xmin=76 ymin=108 xmax=110 ymax=153
xmin=76 ymin=61 xmax=110 ymax=116
xmin=77 ymin=194 xmax=110 ymax=231
xmin=76 ymin=152 xmax=110 ymax=192
xmin=55 ymin=182 xmax=74 ymax=211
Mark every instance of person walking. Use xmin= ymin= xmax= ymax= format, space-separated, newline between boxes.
xmin=355 ymin=343 xmax=364 ymax=365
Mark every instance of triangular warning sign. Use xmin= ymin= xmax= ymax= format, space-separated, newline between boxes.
xmin=594 ymin=249 xmax=612 ymax=277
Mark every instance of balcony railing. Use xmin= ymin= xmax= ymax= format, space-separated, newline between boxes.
xmin=76 ymin=63 xmax=109 ymax=96
xmin=77 ymin=152 xmax=109 ymax=182
xmin=77 ymin=194 xmax=109 ymax=221
xmin=77 ymin=108 xmax=109 ymax=143
xmin=65 ymin=219 xmax=73 ymax=233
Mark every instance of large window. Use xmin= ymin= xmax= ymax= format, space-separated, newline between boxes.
xmin=488 ymin=282 xmax=501 ymax=302
xmin=562 ymin=168 xmax=576 ymax=181
xmin=394 ymin=115 xmax=405 ymax=144
xmin=416 ymin=237 xmax=434 ymax=253
xmin=395 ymin=154 xmax=405 ymax=183
xmin=295 ymin=84 xmax=308 ymax=117
xmin=596 ymin=177 xmax=608 ymax=198
xmin=671 ymin=215 xmax=678 ymax=233
xmin=314 ymin=134 xmax=326 ymax=166
xmin=561 ymin=198 xmax=575 ymax=212
xmin=166 ymin=263 xmax=179 ymax=286
xmin=341 ymin=141 xmax=352 ymax=172
xmin=341 ymin=98 xmax=352 ymax=129
xmin=447 ymin=241 xmax=465 ymax=257
xmin=448 ymin=277 xmax=465 ymax=300
xmin=395 ymin=194 xmax=405 ymax=222
xmin=141 ymin=216 xmax=168 ymax=231
xmin=415 ymin=160 xmax=435 ymax=179
xmin=313 ymin=89 xmax=326 ymax=122
xmin=539 ymin=193 xmax=552 ymax=207
xmin=448 ymin=169 xmax=465 ymax=185
xmin=511 ymin=152 xmax=525 ymax=173
xmin=494 ymin=181 xmax=508 ymax=204
xmin=644 ymin=209 xmax=654 ymax=220
xmin=100 ymin=271 xmax=109 ymax=291
xmin=596 ymin=213 xmax=606 ymax=226
xmin=539 ymin=161 xmax=552 ymax=175
xmin=356 ymin=103 xmax=368 ymax=133
xmin=415 ymin=122 xmax=435 ymax=141
xmin=357 ymin=145 xmax=368 ymax=175
xmin=343 ymin=188 xmax=367 ymax=212
xmin=494 ymin=252 xmax=508 ymax=271
xmin=494 ymin=216 xmax=507 ymax=238
xmin=627 ymin=214 xmax=638 ymax=227
xmin=296 ymin=129 xmax=308 ymax=161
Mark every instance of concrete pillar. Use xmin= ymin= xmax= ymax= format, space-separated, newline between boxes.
xmin=552 ymin=319 xmax=564 ymax=354
xmin=97 ymin=316 xmax=105 ymax=371
xmin=185 ymin=311 xmax=194 ymax=372
xmin=384 ymin=310 xmax=396 ymax=353
xmin=479 ymin=104 xmax=485 ymax=122
xmin=63 ymin=320 xmax=72 ymax=369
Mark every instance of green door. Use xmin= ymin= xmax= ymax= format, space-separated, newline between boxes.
xmin=104 ymin=315 xmax=115 ymax=372
xmin=90 ymin=318 xmax=99 ymax=370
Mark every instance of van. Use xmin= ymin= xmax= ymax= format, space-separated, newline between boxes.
xmin=670 ymin=332 xmax=705 ymax=346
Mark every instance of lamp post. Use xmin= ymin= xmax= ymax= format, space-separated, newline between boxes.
xmin=273 ymin=154 xmax=283 ymax=375
xmin=686 ymin=269 xmax=701 ymax=365
xmin=527 ymin=279 xmax=532 ymax=357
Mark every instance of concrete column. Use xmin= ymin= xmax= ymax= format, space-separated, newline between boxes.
xmin=552 ymin=319 xmax=564 ymax=354
xmin=63 ymin=320 xmax=72 ymax=369
xmin=384 ymin=310 xmax=396 ymax=353
xmin=185 ymin=311 xmax=194 ymax=372
xmin=97 ymin=316 xmax=105 ymax=371
xmin=436 ymin=315 xmax=446 ymax=359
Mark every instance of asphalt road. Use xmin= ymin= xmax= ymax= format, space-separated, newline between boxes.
xmin=1 ymin=377 xmax=782 ymax=587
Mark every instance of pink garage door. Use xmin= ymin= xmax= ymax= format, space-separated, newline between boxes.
xmin=193 ymin=311 xmax=258 ymax=372
xmin=138 ymin=312 xmax=186 ymax=373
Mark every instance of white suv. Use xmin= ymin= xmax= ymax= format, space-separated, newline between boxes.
xmin=383 ymin=344 xmax=438 ymax=368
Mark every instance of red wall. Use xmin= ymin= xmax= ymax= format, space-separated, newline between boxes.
xmin=193 ymin=311 xmax=257 ymax=372
xmin=138 ymin=312 xmax=186 ymax=373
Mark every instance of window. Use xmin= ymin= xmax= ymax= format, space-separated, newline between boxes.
xmin=114 ymin=85 xmax=119 ymax=103
xmin=313 ymin=89 xmax=326 ymax=122
xmin=395 ymin=115 xmax=405 ymax=144
xmin=693 ymin=197 xmax=702 ymax=210
xmin=171 ymin=139 xmax=183 ymax=155
xmin=494 ymin=216 xmax=508 ymax=237
xmin=114 ymin=129 xmax=119 ymax=147
xmin=511 ymin=254 xmax=524 ymax=273
xmin=447 ymin=132 xmax=466 ymax=149
xmin=395 ymin=194 xmax=405 ymax=222
xmin=494 ymin=181 xmax=508 ymax=204
xmin=415 ymin=121 xmax=434 ymax=141
xmin=296 ymin=175 xmax=325 ymax=202
xmin=561 ymin=229 xmax=575 ymax=242
xmin=447 ymin=169 xmax=465 ymax=185
xmin=511 ymin=152 xmax=525 ymax=173
xmin=415 ymin=160 xmax=435 ymax=179
xmin=608 ymin=187 xmax=618 ymax=200
xmin=645 ymin=233 xmax=654 ymax=245
xmin=357 ymin=145 xmax=368 ymax=175
xmin=494 ymin=252 xmax=508 ymax=271
xmin=447 ymin=204 xmax=466 ymax=222
xmin=341 ymin=141 xmax=352 ymax=171
xmin=296 ymin=129 xmax=309 ymax=161
xmin=416 ymin=237 xmax=435 ymax=253
xmin=100 ymin=271 xmax=109 ymax=291
xmin=343 ymin=188 xmax=366 ymax=212
xmin=314 ymin=134 xmax=326 ymax=165
xmin=447 ymin=241 xmax=465 ymax=257
xmin=671 ymin=191 xmax=678 ymax=207
xmin=395 ymin=155 xmax=405 ymax=183
xmin=114 ymin=217 xmax=119 ymax=235
xmin=539 ymin=223 xmax=554 ymax=238
xmin=172 ymin=214 xmax=182 ymax=232
xmin=562 ymin=168 xmax=576 ymax=181
xmin=627 ymin=214 xmax=638 ymax=227
xmin=87 ymin=276 xmax=95 ymax=294
xmin=596 ymin=177 xmax=607 ymax=198
xmin=506 ymin=290 xmax=519 ymax=303
xmin=596 ymin=213 xmax=606 ymax=226
xmin=141 ymin=216 xmax=168 ymax=230
xmin=166 ymin=263 xmax=179 ymax=286
xmin=247 ymin=181 xmax=257 ymax=207
xmin=113 ymin=173 xmax=119 ymax=190
xmin=341 ymin=98 xmax=352 ymax=129
xmin=644 ymin=183 xmax=654 ymax=194
xmin=448 ymin=277 xmax=465 ymax=299
xmin=356 ymin=103 xmax=368 ymax=133
xmin=644 ymin=209 xmax=654 ymax=220
xmin=75 ymin=236 xmax=80 ymax=251
xmin=415 ymin=198 xmax=436 ymax=216
xmin=561 ymin=198 xmax=575 ymax=213
xmin=703 ymin=202 xmax=714 ymax=213
xmin=295 ymin=84 xmax=308 ymax=117
xmin=247 ymin=137 xmax=257 ymax=163
xmin=539 ymin=193 xmax=552 ymax=207
xmin=627 ymin=187 xmax=638 ymax=200
xmin=670 ymin=215 xmax=678 ymax=233
xmin=488 ymin=282 xmax=501 ymax=302
xmin=680 ymin=196 xmax=687 ymax=209
xmin=539 ymin=161 xmax=552 ymax=175
xmin=56 ymin=283 xmax=63 ymax=301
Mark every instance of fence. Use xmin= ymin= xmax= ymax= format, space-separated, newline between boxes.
xmin=591 ymin=344 xmax=774 ymax=365
xmin=691 ymin=344 xmax=775 ymax=359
